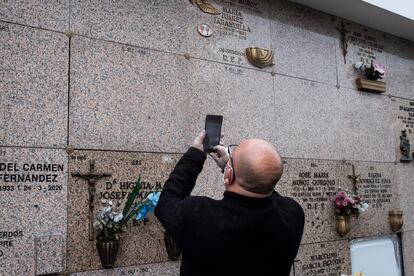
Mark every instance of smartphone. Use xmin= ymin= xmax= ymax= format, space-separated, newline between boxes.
xmin=203 ymin=115 xmax=223 ymax=153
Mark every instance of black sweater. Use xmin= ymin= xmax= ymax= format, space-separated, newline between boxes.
xmin=155 ymin=147 xmax=305 ymax=276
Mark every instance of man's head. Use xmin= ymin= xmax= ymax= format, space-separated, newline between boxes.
xmin=223 ymin=139 xmax=283 ymax=197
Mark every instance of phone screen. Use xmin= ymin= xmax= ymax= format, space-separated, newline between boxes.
xmin=203 ymin=115 xmax=223 ymax=153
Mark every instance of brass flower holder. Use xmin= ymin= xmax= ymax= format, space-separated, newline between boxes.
xmin=356 ymin=78 xmax=386 ymax=93
xmin=389 ymin=209 xmax=403 ymax=232
xmin=336 ymin=215 xmax=351 ymax=236
xmin=245 ymin=47 xmax=274 ymax=68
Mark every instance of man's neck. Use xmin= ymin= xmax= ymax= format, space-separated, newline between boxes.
xmin=227 ymin=183 xmax=271 ymax=199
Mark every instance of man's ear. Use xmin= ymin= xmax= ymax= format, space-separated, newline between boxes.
xmin=223 ymin=167 xmax=233 ymax=186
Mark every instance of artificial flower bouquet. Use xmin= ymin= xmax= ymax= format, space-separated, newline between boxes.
xmin=333 ymin=190 xmax=369 ymax=218
xmin=354 ymin=61 xmax=386 ymax=81
xmin=93 ymin=176 xmax=161 ymax=241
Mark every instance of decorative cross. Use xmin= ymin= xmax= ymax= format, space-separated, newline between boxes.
xmin=348 ymin=164 xmax=361 ymax=193
xmin=336 ymin=21 xmax=350 ymax=64
xmin=72 ymin=160 xmax=111 ymax=241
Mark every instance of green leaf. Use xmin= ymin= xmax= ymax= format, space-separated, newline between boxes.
xmin=122 ymin=176 xmax=142 ymax=217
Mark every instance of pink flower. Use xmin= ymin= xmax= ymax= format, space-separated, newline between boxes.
xmin=337 ymin=191 xmax=346 ymax=198
xmin=373 ymin=62 xmax=386 ymax=76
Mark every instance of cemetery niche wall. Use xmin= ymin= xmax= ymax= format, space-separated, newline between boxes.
xmin=1 ymin=0 xmax=414 ymax=275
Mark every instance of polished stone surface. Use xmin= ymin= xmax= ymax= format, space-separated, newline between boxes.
xmin=69 ymin=36 xmax=274 ymax=152
xmin=396 ymin=163 xmax=414 ymax=232
xmin=0 ymin=147 xmax=67 ymax=275
xmin=277 ymin=158 xmax=399 ymax=244
xmin=386 ymin=36 xmax=414 ymax=100
xmin=70 ymin=0 xmax=272 ymax=70
xmin=0 ymin=0 xmax=69 ymax=31
xmin=67 ymin=150 xmax=180 ymax=272
xmin=335 ymin=21 xmax=387 ymax=91
xmin=0 ymin=22 xmax=68 ymax=148
xmin=72 ymin=261 xmax=180 ymax=276
xmin=270 ymin=0 xmax=337 ymax=85
xmin=391 ymin=97 xmax=414 ymax=163
xmin=292 ymin=240 xmax=351 ymax=276
xmin=273 ymin=75 xmax=395 ymax=162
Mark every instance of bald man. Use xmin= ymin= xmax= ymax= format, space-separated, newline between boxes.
xmin=155 ymin=131 xmax=304 ymax=276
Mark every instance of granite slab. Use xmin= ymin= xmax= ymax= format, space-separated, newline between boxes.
xmin=273 ymin=74 xmax=395 ymax=162
xmin=70 ymin=0 xmax=273 ymax=70
xmin=270 ymin=0 xmax=337 ymax=85
xmin=391 ymin=97 xmax=414 ymax=163
xmin=0 ymin=0 xmax=69 ymax=32
xmin=35 ymin=234 xmax=65 ymax=275
xmin=69 ymin=35 xmax=274 ymax=152
xmin=0 ymin=147 xmax=67 ymax=275
xmin=277 ymin=158 xmax=399 ymax=244
xmin=402 ymin=231 xmax=414 ymax=276
xmin=71 ymin=261 xmax=180 ymax=276
xmin=67 ymin=150 xmax=180 ymax=272
xmin=291 ymin=240 xmax=351 ymax=276
xmin=335 ymin=20 xmax=387 ymax=91
xmin=396 ymin=163 xmax=414 ymax=232
xmin=0 ymin=22 xmax=68 ymax=148
xmin=385 ymin=36 xmax=414 ymax=100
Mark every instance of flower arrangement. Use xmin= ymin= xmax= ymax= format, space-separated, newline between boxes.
xmin=333 ymin=190 xmax=369 ymax=218
xmin=93 ymin=176 xmax=161 ymax=241
xmin=354 ymin=61 xmax=386 ymax=81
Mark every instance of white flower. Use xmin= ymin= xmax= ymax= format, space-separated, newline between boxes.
xmin=357 ymin=202 xmax=369 ymax=212
xmin=354 ymin=62 xmax=365 ymax=71
xmin=113 ymin=213 xmax=124 ymax=223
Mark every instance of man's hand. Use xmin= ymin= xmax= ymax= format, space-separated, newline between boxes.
xmin=192 ymin=130 xmax=206 ymax=152
xmin=209 ymin=145 xmax=229 ymax=170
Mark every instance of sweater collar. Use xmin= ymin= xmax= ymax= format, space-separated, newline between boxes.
xmin=223 ymin=191 xmax=272 ymax=209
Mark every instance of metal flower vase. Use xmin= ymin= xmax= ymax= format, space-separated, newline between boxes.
xmin=335 ymin=215 xmax=351 ymax=236
xmin=164 ymin=232 xmax=181 ymax=261
xmin=96 ymin=238 xmax=120 ymax=268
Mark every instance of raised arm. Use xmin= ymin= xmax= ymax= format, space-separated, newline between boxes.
xmin=154 ymin=131 xmax=207 ymax=238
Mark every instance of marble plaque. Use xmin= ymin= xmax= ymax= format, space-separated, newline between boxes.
xmin=70 ymin=0 xmax=272 ymax=70
xmin=0 ymin=147 xmax=67 ymax=275
xmin=335 ymin=21 xmax=387 ymax=90
xmin=71 ymin=261 xmax=180 ymax=276
xmin=67 ymin=150 xmax=180 ymax=272
xmin=0 ymin=22 xmax=68 ymax=148
xmin=291 ymin=240 xmax=351 ymax=276
xmin=273 ymin=75 xmax=395 ymax=162
xmin=70 ymin=36 xmax=274 ymax=152
xmin=0 ymin=0 xmax=69 ymax=31
xmin=270 ymin=0 xmax=337 ymax=85
xmin=392 ymin=97 xmax=414 ymax=163
xmin=385 ymin=36 xmax=414 ymax=100
xmin=277 ymin=158 xmax=399 ymax=244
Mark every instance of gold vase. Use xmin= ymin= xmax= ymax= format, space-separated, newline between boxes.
xmin=336 ymin=215 xmax=350 ymax=236
xmin=245 ymin=47 xmax=274 ymax=68
xmin=389 ymin=209 xmax=403 ymax=232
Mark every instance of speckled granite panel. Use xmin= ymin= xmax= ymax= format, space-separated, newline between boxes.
xmin=71 ymin=0 xmax=272 ymax=70
xmin=186 ymin=0 xmax=273 ymax=71
xmin=386 ymin=36 xmax=414 ymax=100
xmin=391 ymin=97 xmax=414 ymax=163
xmin=270 ymin=0 xmax=337 ymax=85
xmin=396 ymin=163 xmax=414 ymax=232
xmin=35 ymin=234 xmax=65 ymax=275
xmin=402 ymin=231 xmax=414 ymax=276
xmin=67 ymin=150 xmax=180 ymax=272
xmin=273 ymin=75 xmax=394 ymax=162
xmin=70 ymin=0 xmax=193 ymax=54
xmin=0 ymin=22 xmax=68 ymax=148
xmin=0 ymin=0 xmax=69 ymax=31
xmin=291 ymin=240 xmax=351 ymax=276
xmin=335 ymin=21 xmax=387 ymax=91
xmin=71 ymin=261 xmax=180 ymax=276
xmin=70 ymin=36 xmax=274 ymax=152
xmin=277 ymin=159 xmax=399 ymax=244
xmin=0 ymin=147 xmax=67 ymax=275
